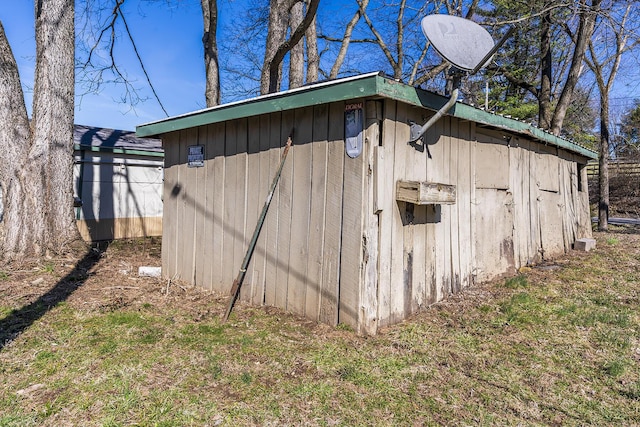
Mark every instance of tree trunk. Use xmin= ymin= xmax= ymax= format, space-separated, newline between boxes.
xmin=305 ymin=2 xmax=318 ymax=84
xmin=329 ymin=1 xmax=368 ymax=80
xmin=0 ymin=22 xmax=32 ymax=259
xmin=598 ymin=96 xmax=610 ymax=231
xmin=201 ymin=0 xmax=220 ymax=107
xmin=34 ymin=0 xmax=78 ymax=253
xmin=289 ymin=1 xmax=304 ymax=89
xmin=550 ymin=0 xmax=601 ymax=135
xmin=538 ymin=8 xmax=553 ymax=130
xmin=261 ymin=0 xmax=291 ymax=94
xmin=0 ymin=0 xmax=78 ymax=261
xmin=262 ymin=0 xmax=319 ymax=94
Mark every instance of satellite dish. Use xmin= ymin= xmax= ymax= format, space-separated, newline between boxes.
xmin=421 ymin=14 xmax=495 ymax=72
xmin=409 ymin=15 xmax=512 ymax=146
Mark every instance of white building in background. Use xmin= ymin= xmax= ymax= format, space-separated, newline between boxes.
xmin=73 ymin=125 xmax=164 ymax=241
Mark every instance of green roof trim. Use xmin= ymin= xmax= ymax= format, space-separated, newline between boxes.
xmin=136 ymin=72 xmax=596 ymax=160
xmin=74 ymin=144 xmax=165 ymax=158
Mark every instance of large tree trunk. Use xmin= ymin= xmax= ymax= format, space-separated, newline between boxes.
xmin=201 ymin=0 xmax=220 ymax=107
xmin=289 ymin=1 xmax=304 ymax=89
xmin=34 ymin=0 xmax=78 ymax=253
xmin=261 ymin=0 xmax=292 ymax=94
xmin=0 ymin=0 xmax=78 ymax=261
xmin=261 ymin=0 xmax=319 ymax=94
xmin=0 ymin=22 xmax=32 ymax=258
xmin=305 ymin=1 xmax=318 ymax=84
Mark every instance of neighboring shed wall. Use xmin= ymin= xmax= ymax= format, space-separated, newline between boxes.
xmin=160 ymin=97 xmax=592 ymax=334
xmin=73 ymin=126 xmax=164 ymax=241
xmin=74 ymin=151 xmax=164 ymax=241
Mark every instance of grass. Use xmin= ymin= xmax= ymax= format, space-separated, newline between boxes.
xmin=1 ymin=232 xmax=639 ymax=425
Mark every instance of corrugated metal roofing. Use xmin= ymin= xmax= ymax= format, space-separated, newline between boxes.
xmin=136 ymin=72 xmax=597 ymax=160
xmin=75 ymin=124 xmax=163 ymax=155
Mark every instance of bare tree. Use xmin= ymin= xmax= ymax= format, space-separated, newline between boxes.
xmin=584 ymin=0 xmax=640 ymax=230
xmin=289 ymin=1 xmax=305 ymax=88
xmin=482 ymin=0 xmax=600 ymax=134
xmin=261 ymin=0 xmax=320 ymax=94
xmin=549 ymin=0 xmax=601 ymax=135
xmin=202 ymin=0 xmax=221 ymax=107
xmin=0 ymin=0 xmax=79 ymax=261
xmin=77 ymin=0 xmax=169 ymax=115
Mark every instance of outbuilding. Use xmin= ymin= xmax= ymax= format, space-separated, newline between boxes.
xmin=74 ymin=125 xmax=164 ymax=241
xmin=137 ymin=72 xmax=596 ymax=334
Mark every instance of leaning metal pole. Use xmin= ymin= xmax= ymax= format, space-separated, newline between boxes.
xmin=223 ymin=129 xmax=294 ymax=322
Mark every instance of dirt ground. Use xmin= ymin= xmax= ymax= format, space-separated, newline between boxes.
xmin=0 ymin=237 xmax=243 ymax=347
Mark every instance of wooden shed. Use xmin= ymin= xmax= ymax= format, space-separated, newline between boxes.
xmin=137 ymin=72 xmax=596 ymax=334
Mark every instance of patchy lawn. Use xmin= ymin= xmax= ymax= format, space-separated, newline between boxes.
xmin=1 ymin=231 xmax=639 ymax=426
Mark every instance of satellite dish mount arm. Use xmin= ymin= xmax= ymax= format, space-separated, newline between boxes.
xmin=408 ymin=68 xmax=462 ymax=146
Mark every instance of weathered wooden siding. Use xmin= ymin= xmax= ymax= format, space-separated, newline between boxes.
xmin=367 ymin=103 xmax=592 ymax=331
xmin=161 ymin=95 xmax=593 ymax=334
xmin=161 ymin=101 xmax=356 ymax=326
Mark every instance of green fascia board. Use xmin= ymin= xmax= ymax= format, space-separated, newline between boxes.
xmin=136 ymin=72 xmax=596 ymax=160
xmin=74 ymin=144 xmax=165 ymax=158
xmin=375 ymin=76 xmax=598 ymax=160
xmin=136 ymin=72 xmax=382 ymax=137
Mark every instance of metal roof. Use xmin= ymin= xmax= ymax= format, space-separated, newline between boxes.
xmin=136 ymin=72 xmax=597 ymax=160
xmin=75 ymin=125 xmax=163 ymax=157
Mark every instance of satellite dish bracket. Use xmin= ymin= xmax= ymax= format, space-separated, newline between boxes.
xmin=408 ymin=87 xmax=459 ymax=146
xmin=408 ymin=16 xmax=514 ymax=152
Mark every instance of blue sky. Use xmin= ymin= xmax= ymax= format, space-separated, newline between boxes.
xmin=2 ymin=0 xmax=207 ymax=131
xmin=2 ymin=1 xmax=639 ymax=132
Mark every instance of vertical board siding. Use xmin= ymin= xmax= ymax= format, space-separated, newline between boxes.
xmin=320 ymin=102 xmax=345 ymax=326
xmin=456 ymin=119 xmax=473 ymax=292
xmin=175 ymin=130 xmax=187 ymax=282
xmin=210 ymin=122 xmax=226 ymax=289
xmin=184 ymin=128 xmax=199 ymax=285
xmin=390 ymin=101 xmax=408 ymax=323
xmin=448 ymin=119 xmax=461 ymax=294
xmin=161 ymin=132 xmax=180 ymax=280
xmin=264 ymin=112 xmax=282 ymax=307
xmin=287 ymin=107 xmax=313 ymax=315
xmin=244 ymin=119 xmax=262 ymax=303
xmin=194 ymin=127 xmax=207 ymax=288
xmin=361 ymin=100 xmax=382 ymax=334
xmin=377 ymin=100 xmax=396 ymax=328
xmin=339 ymin=100 xmax=365 ymax=329
xmin=222 ymin=121 xmax=238 ymax=291
xmin=248 ymin=113 xmax=273 ymax=306
xmin=433 ymin=118 xmax=449 ymax=302
xmin=275 ymin=110 xmax=295 ymax=310
xmin=509 ymin=138 xmax=530 ymax=268
xmin=306 ymin=103 xmax=329 ymax=321
xmin=234 ymin=119 xmax=249 ymax=297
xmin=201 ymin=125 xmax=214 ymax=290
xmin=161 ymin=97 xmax=593 ymax=333
xmin=424 ymin=118 xmax=439 ymax=306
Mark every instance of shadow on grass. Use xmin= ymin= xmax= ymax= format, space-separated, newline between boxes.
xmin=0 ymin=243 xmax=109 ymax=351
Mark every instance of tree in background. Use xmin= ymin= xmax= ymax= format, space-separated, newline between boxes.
xmin=617 ymin=101 xmax=640 ymax=159
xmin=584 ymin=0 xmax=640 ymax=231
xmin=0 ymin=0 xmax=79 ymax=261
xmin=261 ymin=0 xmax=320 ymax=94
xmin=479 ymin=0 xmax=601 ymax=135
xmin=202 ymin=0 xmax=220 ymax=107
